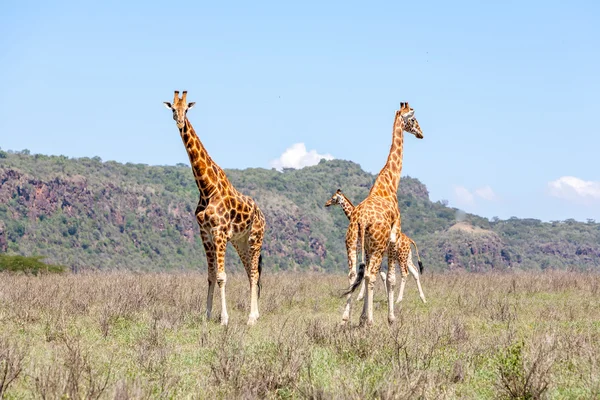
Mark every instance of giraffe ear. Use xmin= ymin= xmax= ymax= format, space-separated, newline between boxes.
xmin=163 ymin=102 xmax=173 ymax=109
xmin=188 ymin=102 xmax=196 ymax=109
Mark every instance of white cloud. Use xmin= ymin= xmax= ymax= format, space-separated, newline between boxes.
xmin=454 ymin=185 xmax=497 ymax=208
xmin=474 ymin=186 xmax=497 ymax=201
xmin=454 ymin=186 xmax=474 ymax=206
xmin=270 ymin=143 xmax=334 ymax=171
xmin=548 ymin=176 xmax=600 ymax=204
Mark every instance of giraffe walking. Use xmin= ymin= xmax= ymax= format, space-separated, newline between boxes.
xmin=342 ymin=103 xmax=423 ymax=325
xmin=164 ymin=91 xmax=266 ymax=326
xmin=325 ymin=189 xmax=427 ymax=304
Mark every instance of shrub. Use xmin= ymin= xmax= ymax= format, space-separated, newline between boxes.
xmin=0 ymin=254 xmax=65 ymax=274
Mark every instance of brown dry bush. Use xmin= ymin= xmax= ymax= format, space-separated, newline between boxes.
xmin=33 ymin=331 xmax=112 ymax=400
xmin=0 ymin=336 xmax=27 ymax=398
xmin=494 ymin=336 xmax=557 ymax=400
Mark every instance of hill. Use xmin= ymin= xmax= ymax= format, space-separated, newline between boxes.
xmin=1 ymin=148 xmax=599 ymax=272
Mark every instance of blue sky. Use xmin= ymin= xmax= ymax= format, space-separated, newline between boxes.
xmin=1 ymin=0 xmax=599 ymax=222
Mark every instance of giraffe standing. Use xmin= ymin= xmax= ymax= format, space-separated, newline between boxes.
xmin=164 ymin=91 xmax=266 ymax=326
xmin=325 ymin=189 xmax=427 ymax=304
xmin=342 ymin=102 xmax=423 ymax=325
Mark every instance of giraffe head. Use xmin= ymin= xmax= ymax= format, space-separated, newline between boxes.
xmin=164 ymin=91 xmax=196 ymax=129
xmin=397 ymin=102 xmax=423 ymax=139
xmin=324 ymin=189 xmax=344 ymax=207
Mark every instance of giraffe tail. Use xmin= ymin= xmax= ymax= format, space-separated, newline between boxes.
xmin=359 ymin=222 xmax=366 ymax=266
xmin=342 ymin=262 xmax=366 ymax=297
xmin=409 ymin=238 xmax=424 ymax=274
xmin=257 ymin=253 xmax=263 ymax=299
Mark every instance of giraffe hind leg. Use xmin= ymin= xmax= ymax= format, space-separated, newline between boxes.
xmin=395 ymin=249 xmax=410 ymax=304
xmin=386 ymin=245 xmax=397 ymax=323
xmin=408 ymin=257 xmax=427 ymax=303
xmin=342 ymin=221 xmax=359 ymax=323
xmin=361 ymin=252 xmax=384 ymax=326
xmin=232 ymin=237 xmax=262 ymax=326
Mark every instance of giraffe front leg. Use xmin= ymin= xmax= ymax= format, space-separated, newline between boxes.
xmin=201 ymin=232 xmax=217 ymax=321
xmin=213 ymin=234 xmax=229 ymax=326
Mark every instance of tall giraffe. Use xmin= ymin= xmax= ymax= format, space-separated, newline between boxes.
xmin=342 ymin=102 xmax=423 ymax=325
xmin=164 ymin=91 xmax=266 ymax=326
xmin=325 ymin=189 xmax=427 ymax=304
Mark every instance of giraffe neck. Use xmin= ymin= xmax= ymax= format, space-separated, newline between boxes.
xmin=179 ymin=118 xmax=228 ymax=199
xmin=338 ymin=194 xmax=355 ymax=219
xmin=369 ymin=115 xmax=404 ymax=198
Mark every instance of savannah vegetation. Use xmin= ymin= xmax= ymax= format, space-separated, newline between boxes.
xmin=1 ymin=271 xmax=599 ymax=399
xmin=1 ymin=149 xmax=599 ymax=273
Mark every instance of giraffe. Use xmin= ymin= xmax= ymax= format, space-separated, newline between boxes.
xmin=164 ymin=91 xmax=266 ymax=326
xmin=342 ymin=102 xmax=423 ymax=325
xmin=325 ymin=189 xmax=427 ymax=304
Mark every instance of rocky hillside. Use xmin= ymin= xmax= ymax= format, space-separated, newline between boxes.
xmin=1 ymin=149 xmax=599 ymax=272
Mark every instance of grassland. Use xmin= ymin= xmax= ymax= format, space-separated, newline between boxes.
xmin=1 ymin=271 xmax=599 ymax=399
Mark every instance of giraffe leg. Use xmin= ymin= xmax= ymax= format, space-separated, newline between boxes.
xmin=395 ymin=249 xmax=410 ymax=304
xmin=357 ymin=280 xmax=366 ymax=302
xmin=343 ymin=221 xmax=359 ymax=323
xmin=247 ymin=246 xmax=262 ymax=325
xmin=213 ymin=233 xmax=229 ymax=326
xmin=396 ymin=273 xmax=408 ymax=304
xmin=379 ymin=269 xmax=388 ymax=291
xmin=361 ymin=252 xmax=383 ymax=326
xmin=358 ymin=265 xmax=387 ymax=302
xmin=201 ymin=232 xmax=217 ymax=321
xmin=238 ymin=219 xmax=264 ymax=325
xmin=408 ymin=256 xmax=427 ymax=303
xmin=386 ymin=246 xmax=397 ymax=323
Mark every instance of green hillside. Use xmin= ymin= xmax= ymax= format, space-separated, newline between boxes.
xmin=1 ymin=148 xmax=599 ymax=272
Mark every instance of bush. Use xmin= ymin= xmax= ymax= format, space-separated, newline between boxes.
xmin=0 ymin=254 xmax=65 ymax=275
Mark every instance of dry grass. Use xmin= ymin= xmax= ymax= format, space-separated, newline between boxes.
xmin=0 ymin=270 xmax=599 ymax=399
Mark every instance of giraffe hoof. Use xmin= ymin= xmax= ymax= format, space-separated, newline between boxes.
xmin=220 ymin=316 xmax=229 ymax=326
xmin=356 ymin=295 xmax=364 ymax=302
xmin=388 ymin=315 xmax=396 ymax=324
xmin=247 ymin=314 xmax=259 ymax=326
